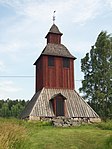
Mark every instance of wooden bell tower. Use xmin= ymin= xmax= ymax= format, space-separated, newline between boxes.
xmin=21 ymin=16 xmax=100 ymax=120
xmin=34 ymin=24 xmax=76 ymax=93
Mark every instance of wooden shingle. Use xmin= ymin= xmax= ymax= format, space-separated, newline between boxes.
xmin=20 ymin=88 xmax=99 ymax=119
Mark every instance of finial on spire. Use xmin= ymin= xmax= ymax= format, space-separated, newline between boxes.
xmin=53 ymin=10 xmax=56 ymax=24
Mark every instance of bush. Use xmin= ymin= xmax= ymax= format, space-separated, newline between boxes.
xmin=94 ymin=120 xmax=112 ymax=130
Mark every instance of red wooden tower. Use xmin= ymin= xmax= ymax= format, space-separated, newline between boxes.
xmin=34 ymin=24 xmax=75 ymax=92
xmin=21 ymin=23 xmax=100 ymax=121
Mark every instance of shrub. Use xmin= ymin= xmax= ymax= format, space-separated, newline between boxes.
xmin=94 ymin=120 xmax=112 ymax=130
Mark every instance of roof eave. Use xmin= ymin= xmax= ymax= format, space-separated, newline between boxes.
xmin=45 ymin=32 xmax=63 ymax=38
xmin=42 ymin=53 xmax=76 ymax=60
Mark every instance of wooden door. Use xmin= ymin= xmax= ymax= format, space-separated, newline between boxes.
xmin=56 ymin=98 xmax=64 ymax=116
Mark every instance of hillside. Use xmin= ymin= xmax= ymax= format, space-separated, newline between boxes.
xmin=0 ymin=118 xmax=112 ymax=149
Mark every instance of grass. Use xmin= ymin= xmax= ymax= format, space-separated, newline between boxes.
xmin=0 ymin=118 xmax=30 ymax=149
xmin=0 ymin=118 xmax=112 ymax=149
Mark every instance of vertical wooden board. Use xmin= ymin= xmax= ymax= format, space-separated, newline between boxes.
xmin=43 ymin=56 xmax=46 ymax=87
xmin=68 ymin=59 xmax=74 ymax=89
xmin=71 ymin=59 xmax=75 ymax=89
xmin=59 ymin=58 xmax=63 ymax=87
xmin=43 ymin=56 xmax=49 ymax=87
xmin=35 ymin=65 xmax=38 ymax=92
xmin=46 ymin=56 xmax=49 ymax=87
xmin=37 ymin=58 xmax=43 ymax=91
xmin=63 ymin=68 xmax=65 ymax=88
xmin=55 ymin=57 xmax=63 ymax=88
xmin=63 ymin=68 xmax=68 ymax=88
xmin=55 ymin=57 xmax=59 ymax=87
xmin=69 ymin=59 xmax=71 ymax=89
xmin=67 ymin=68 xmax=70 ymax=88
xmin=51 ymin=67 xmax=56 ymax=87
xmin=69 ymin=59 xmax=73 ymax=89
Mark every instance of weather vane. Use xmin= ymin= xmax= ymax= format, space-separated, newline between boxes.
xmin=53 ymin=10 xmax=56 ymax=24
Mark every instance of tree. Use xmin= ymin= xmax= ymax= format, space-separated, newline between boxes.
xmin=79 ymin=31 xmax=112 ymax=119
xmin=11 ymin=103 xmax=24 ymax=118
xmin=1 ymin=103 xmax=10 ymax=117
xmin=0 ymin=99 xmax=28 ymax=118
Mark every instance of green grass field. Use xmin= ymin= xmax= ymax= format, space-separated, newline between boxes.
xmin=0 ymin=118 xmax=112 ymax=149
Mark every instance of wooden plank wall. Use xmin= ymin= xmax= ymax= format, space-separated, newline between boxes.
xmin=35 ymin=57 xmax=43 ymax=92
xmin=35 ymin=55 xmax=74 ymax=92
xmin=47 ymin=34 xmax=61 ymax=44
xmin=44 ymin=56 xmax=74 ymax=89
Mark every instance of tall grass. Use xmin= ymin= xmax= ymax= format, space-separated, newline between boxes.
xmin=0 ymin=118 xmax=30 ymax=149
xmin=0 ymin=118 xmax=112 ymax=149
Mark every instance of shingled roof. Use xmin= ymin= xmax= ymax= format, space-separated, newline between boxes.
xmin=20 ymin=88 xmax=99 ymax=119
xmin=34 ymin=43 xmax=76 ymax=65
xmin=45 ymin=24 xmax=63 ymax=37
xmin=20 ymin=90 xmax=41 ymax=119
xmin=42 ymin=43 xmax=75 ymax=59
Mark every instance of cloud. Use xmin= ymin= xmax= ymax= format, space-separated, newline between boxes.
xmin=0 ymin=0 xmax=103 ymax=24
xmin=0 ymin=60 xmax=6 ymax=72
xmin=0 ymin=80 xmax=21 ymax=93
xmin=0 ymin=42 xmax=20 ymax=53
xmin=0 ymin=0 xmax=105 ymax=59
xmin=0 ymin=41 xmax=24 ymax=61
xmin=71 ymin=0 xmax=102 ymax=24
xmin=0 ymin=0 xmax=110 ymax=60
xmin=107 ymin=0 xmax=112 ymax=7
xmin=0 ymin=80 xmax=22 ymax=99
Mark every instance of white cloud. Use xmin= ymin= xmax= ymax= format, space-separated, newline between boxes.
xmin=106 ymin=0 xmax=112 ymax=7
xmin=0 ymin=0 xmax=107 ymax=58
xmin=0 ymin=41 xmax=23 ymax=61
xmin=0 ymin=80 xmax=22 ymax=99
xmin=0 ymin=60 xmax=6 ymax=72
xmin=0 ymin=80 xmax=21 ymax=93
xmin=0 ymin=42 xmax=20 ymax=53
xmin=0 ymin=0 xmax=103 ymax=24
xmin=0 ymin=0 xmax=105 ymax=60
xmin=71 ymin=0 xmax=102 ymax=24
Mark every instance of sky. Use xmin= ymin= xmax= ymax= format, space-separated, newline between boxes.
xmin=0 ymin=0 xmax=112 ymax=100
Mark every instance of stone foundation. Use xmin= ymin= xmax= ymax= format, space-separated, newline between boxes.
xmin=39 ymin=117 xmax=101 ymax=127
xmin=28 ymin=116 xmax=101 ymax=127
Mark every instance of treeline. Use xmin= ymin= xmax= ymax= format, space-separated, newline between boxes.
xmin=0 ymin=98 xmax=111 ymax=119
xmin=0 ymin=99 xmax=28 ymax=118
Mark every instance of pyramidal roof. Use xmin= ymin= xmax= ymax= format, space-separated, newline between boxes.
xmin=47 ymin=24 xmax=63 ymax=35
xmin=41 ymin=43 xmax=76 ymax=59
xmin=34 ymin=43 xmax=76 ymax=64
xmin=20 ymin=88 xmax=99 ymax=119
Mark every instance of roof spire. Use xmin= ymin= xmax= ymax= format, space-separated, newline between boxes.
xmin=53 ymin=10 xmax=56 ymax=24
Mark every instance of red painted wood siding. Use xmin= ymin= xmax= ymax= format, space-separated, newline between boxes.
xmin=35 ymin=55 xmax=74 ymax=92
xmin=47 ymin=33 xmax=61 ymax=44
xmin=35 ymin=57 xmax=43 ymax=92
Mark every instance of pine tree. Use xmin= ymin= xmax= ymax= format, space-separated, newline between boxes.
xmin=80 ymin=31 xmax=112 ymax=119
